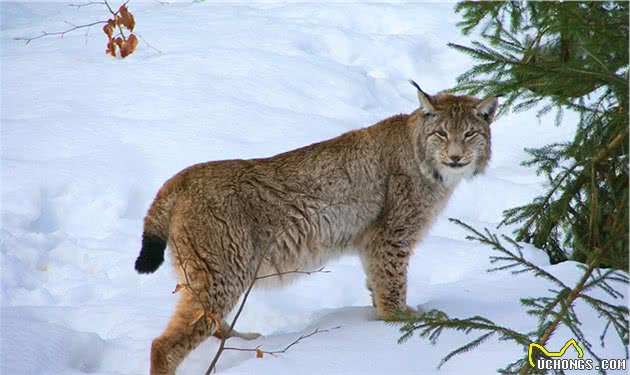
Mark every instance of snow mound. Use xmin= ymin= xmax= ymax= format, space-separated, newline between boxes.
xmin=2 ymin=310 xmax=105 ymax=375
xmin=1 ymin=2 xmax=626 ymax=375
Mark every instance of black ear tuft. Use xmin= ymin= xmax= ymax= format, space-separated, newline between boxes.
xmin=409 ymin=79 xmax=432 ymax=102
xmin=409 ymin=79 xmax=436 ymax=114
xmin=409 ymin=79 xmax=422 ymax=92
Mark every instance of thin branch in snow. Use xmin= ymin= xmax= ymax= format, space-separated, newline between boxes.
xmin=135 ymin=33 xmax=163 ymax=54
xmin=16 ymin=0 xmax=147 ymax=59
xmin=223 ymin=326 xmax=341 ymax=357
xmin=69 ymin=2 xmax=106 ymax=10
xmin=203 ymin=266 xmax=331 ymax=374
xmin=15 ymin=20 xmax=108 ymax=45
xmin=256 ymin=266 xmax=330 ymax=281
xmin=14 ymin=0 xmax=130 ymax=45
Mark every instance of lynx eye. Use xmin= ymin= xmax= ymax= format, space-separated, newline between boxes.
xmin=464 ymin=130 xmax=477 ymax=139
xmin=432 ymin=130 xmax=447 ymax=139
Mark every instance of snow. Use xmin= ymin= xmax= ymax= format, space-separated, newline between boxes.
xmin=1 ymin=2 xmax=626 ymax=375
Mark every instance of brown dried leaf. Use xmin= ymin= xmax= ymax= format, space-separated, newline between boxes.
xmin=120 ymin=34 xmax=138 ymax=58
xmin=118 ymin=5 xmax=135 ymax=31
xmin=114 ymin=36 xmax=124 ymax=49
xmin=255 ymin=348 xmax=264 ymax=359
xmin=103 ymin=24 xmax=114 ymax=39
xmin=105 ymin=39 xmax=117 ymax=57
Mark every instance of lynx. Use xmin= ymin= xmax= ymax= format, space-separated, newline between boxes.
xmin=135 ymin=81 xmax=498 ymax=375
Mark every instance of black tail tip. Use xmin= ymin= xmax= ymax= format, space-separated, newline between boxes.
xmin=135 ymin=233 xmax=166 ymax=274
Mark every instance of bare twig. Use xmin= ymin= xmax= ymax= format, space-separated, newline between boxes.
xmin=204 ymin=259 xmax=263 ymax=374
xmin=171 ymin=242 xmax=201 ymax=301
xmin=69 ymin=2 xmax=106 ymax=9
xmin=103 ymin=0 xmax=130 ymax=16
xmin=256 ymin=266 xmax=330 ymax=281
xmin=135 ymin=33 xmax=163 ymax=54
xmin=83 ymin=23 xmax=93 ymax=45
xmin=104 ymin=0 xmax=127 ymax=39
xmin=15 ymin=20 xmax=107 ymax=45
xmin=15 ymin=0 xmax=134 ymax=46
xmin=224 ymin=326 xmax=341 ymax=357
xmin=203 ymin=265 xmax=331 ymax=374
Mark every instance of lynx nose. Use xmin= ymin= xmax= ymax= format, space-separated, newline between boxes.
xmin=449 ymin=155 xmax=462 ymax=163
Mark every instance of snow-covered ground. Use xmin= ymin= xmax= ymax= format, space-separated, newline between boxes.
xmin=1 ymin=2 xmax=627 ymax=374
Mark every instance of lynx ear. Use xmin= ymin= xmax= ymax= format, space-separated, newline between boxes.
xmin=409 ymin=79 xmax=435 ymax=115
xmin=476 ymin=96 xmax=499 ymax=123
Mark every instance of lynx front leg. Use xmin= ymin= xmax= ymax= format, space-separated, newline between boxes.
xmin=362 ymin=174 xmax=427 ymax=320
xmin=364 ymin=237 xmax=412 ymax=319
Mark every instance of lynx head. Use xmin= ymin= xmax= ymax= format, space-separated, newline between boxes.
xmin=410 ymin=80 xmax=498 ymax=186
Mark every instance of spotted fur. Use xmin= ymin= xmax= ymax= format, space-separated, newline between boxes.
xmin=136 ymin=83 xmax=498 ymax=375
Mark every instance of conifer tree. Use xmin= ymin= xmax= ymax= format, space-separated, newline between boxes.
xmin=394 ymin=2 xmax=629 ymax=373
xmin=451 ymin=0 xmax=628 ymax=269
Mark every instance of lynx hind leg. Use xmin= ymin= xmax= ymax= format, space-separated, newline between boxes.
xmin=150 ymin=288 xmax=219 ymax=375
xmin=151 ymin=246 xmax=241 ymax=373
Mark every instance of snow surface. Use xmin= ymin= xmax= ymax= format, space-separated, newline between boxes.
xmin=1 ymin=2 xmax=627 ymax=375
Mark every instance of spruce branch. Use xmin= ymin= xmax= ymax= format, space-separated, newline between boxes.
xmin=516 ymin=243 xmax=619 ymax=374
xmin=393 ymin=309 xmax=531 ymax=370
xmin=450 ymin=218 xmax=568 ymax=289
xmin=395 ymin=219 xmax=628 ymax=373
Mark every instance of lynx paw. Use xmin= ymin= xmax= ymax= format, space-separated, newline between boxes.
xmin=236 ymin=331 xmax=262 ymax=340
